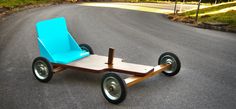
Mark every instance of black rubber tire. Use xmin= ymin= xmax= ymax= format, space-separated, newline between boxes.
xmin=101 ymin=73 xmax=127 ymax=104
xmin=32 ymin=57 xmax=53 ymax=83
xmin=79 ymin=44 xmax=94 ymax=54
xmin=158 ymin=52 xmax=181 ymax=76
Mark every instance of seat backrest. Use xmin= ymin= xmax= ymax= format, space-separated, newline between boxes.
xmin=36 ymin=17 xmax=71 ymax=54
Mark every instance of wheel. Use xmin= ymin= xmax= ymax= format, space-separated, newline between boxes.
xmin=158 ymin=52 xmax=181 ymax=76
xmin=79 ymin=44 xmax=94 ymax=54
xmin=101 ymin=73 xmax=127 ymax=104
xmin=32 ymin=57 xmax=53 ymax=82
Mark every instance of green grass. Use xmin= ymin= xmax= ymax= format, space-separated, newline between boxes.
xmin=170 ymin=1 xmax=236 ymax=30
xmin=182 ymin=1 xmax=236 ymax=16
xmin=0 ymin=0 xmax=63 ymax=9
xmin=199 ymin=10 xmax=236 ymax=27
xmin=181 ymin=1 xmax=236 ymax=28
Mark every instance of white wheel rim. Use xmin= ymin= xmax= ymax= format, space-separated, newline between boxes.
xmin=160 ymin=55 xmax=177 ymax=74
xmin=34 ymin=60 xmax=49 ymax=80
xmin=81 ymin=46 xmax=89 ymax=52
xmin=103 ymin=77 xmax=121 ymax=100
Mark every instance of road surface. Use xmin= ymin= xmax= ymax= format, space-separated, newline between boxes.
xmin=80 ymin=2 xmax=209 ymax=14
xmin=0 ymin=4 xmax=236 ymax=109
xmin=104 ymin=2 xmax=208 ymax=11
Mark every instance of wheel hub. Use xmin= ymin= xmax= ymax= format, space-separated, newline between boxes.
xmin=34 ymin=61 xmax=49 ymax=80
xmin=103 ymin=77 xmax=121 ymax=100
xmin=166 ymin=59 xmax=173 ymax=64
xmin=160 ymin=55 xmax=177 ymax=74
xmin=109 ymin=85 xmax=116 ymax=92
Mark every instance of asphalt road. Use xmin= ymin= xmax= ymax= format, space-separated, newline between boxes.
xmin=0 ymin=4 xmax=236 ymax=109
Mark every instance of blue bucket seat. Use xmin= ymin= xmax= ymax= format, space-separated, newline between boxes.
xmin=36 ymin=17 xmax=90 ymax=64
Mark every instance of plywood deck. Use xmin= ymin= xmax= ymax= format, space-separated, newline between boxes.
xmin=60 ymin=55 xmax=154 ymax=76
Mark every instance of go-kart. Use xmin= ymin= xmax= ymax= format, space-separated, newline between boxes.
xmin=32 ymin=17 xmax=181 ymax=104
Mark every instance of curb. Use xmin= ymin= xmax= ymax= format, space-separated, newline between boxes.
xmin=197 ymin=22 xmax=236 ymax=33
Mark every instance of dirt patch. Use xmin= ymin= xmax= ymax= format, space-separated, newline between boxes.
xmin=168 ymin=14 xmax=195 ymax=24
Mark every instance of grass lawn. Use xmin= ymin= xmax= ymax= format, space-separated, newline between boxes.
xmin=182 ymin=1 xmax=236 ymax=16
xmin=171 ymin=1 xmax=236 ymax=30
xmin=0 ymin=0 xmax=63 ymax=9
xmin=199 ymin=10 xmax=236 ymax=28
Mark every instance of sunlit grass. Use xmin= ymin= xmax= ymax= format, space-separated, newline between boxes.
xmin=199 ymin=10 xmax=236 ymax=27
xmin=182 ymin=1 xmax=236 ymax=16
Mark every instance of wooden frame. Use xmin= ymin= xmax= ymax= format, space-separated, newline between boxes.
xmin=124 ymin=64 xmax=170 ymax=87
xmin=52 ymin=48 xmax=170 ymax=87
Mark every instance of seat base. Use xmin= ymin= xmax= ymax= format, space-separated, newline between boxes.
xmin=52 ymin=50 xmax=90 ymax=64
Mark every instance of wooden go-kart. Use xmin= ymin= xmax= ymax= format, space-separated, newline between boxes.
xmin=32 ymin=17 xmax=181 ymax=104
